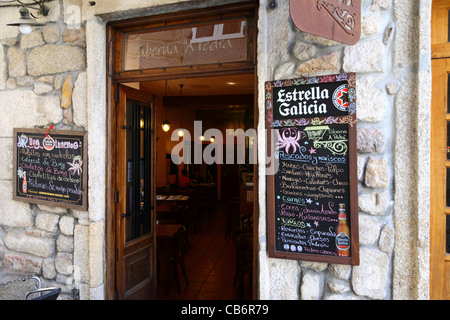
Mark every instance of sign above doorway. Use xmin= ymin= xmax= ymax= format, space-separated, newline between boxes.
xmin=124 ymin=19 xmax=248 ymax=71
xmin=289 ymin=0 xmax=361 ymax=45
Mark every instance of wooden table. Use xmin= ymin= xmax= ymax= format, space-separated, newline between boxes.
xmin=156 ymin=194 xmax=189 ymax=204
xmin=156 ymin=223 xmax=182 ymax=239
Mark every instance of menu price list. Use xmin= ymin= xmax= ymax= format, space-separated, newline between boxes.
xmin=13 ymin=129 xmax=87 ymax=210
xmin=273 ymin=124 xmax=351 ymax=258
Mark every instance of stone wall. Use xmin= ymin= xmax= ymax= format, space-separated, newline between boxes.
xmin=0 ymin=0 xmax=87 ymax=300
xmin=0 ymin=0 xmax=431 ymax=301
xmin=257 ymin=0 xmax=430 ymax=300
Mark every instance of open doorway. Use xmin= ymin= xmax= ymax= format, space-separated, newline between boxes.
xmin=117 ymin=72 xmax=255 ymax=300
xmin=106 ymin=1 xmax=258 ymax=300
xmin=137 ymin=74 xmax=255 ymax=299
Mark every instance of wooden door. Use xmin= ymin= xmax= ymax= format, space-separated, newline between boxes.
xmin=431 ymin=0 xmax=450 ymax=300
xmin=115 ymin=85 xmax=156 ymax=300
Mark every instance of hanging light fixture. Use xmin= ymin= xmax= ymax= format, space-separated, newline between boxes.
xmin=177 ymin=84 xmax=185 ymax=137
xmin=161 ymin=80 xmax=171 ymax=132
xmin=7 ymin=1 xmax=50 ymax=35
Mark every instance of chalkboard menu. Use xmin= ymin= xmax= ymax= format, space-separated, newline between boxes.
xmin=265 ymin=73 xmax=359 ymax=265
xmin=13 ymin=128 xmax=88 ymax=210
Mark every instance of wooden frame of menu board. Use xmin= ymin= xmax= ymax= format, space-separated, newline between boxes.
xmin=265 ymin=73 xmax=359 ymax=265
xmin=13 ymin=128 xmax=88 ymax=211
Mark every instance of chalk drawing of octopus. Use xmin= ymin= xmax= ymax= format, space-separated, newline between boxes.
xmin=17 ymin=134 xmax=28 ymax=148
xmin=67 ymin=155 xmax=83 ymax=177
xmin=276 ymin=127 xmax=302 ymax=154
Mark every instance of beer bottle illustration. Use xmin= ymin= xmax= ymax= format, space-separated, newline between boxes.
xmin=22 ymin=172 xmax=27 ymax=193
xmin=336 ymin=203 xmax=350 ymax=256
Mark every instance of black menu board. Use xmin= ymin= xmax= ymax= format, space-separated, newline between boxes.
xmin=13 ymin=128 xmax=88 ymax=210
xmin=265 ymin=73 xmax=359 ymax=265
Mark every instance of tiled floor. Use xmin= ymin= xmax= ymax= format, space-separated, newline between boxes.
xmin=156 ymin=203 xmax=248 ymax=300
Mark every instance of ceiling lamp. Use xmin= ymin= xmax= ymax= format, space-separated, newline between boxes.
xmin=7 ymin=1 xmax=50 ymax=35
xmin=161 ymin=119 xmax=171 ymax=132
xmin=161 ymin=80 xmax=171 ymax=132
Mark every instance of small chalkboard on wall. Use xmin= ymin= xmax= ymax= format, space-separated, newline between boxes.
xmin=265 ymin=73 xmax=359 ymax=265
xmin=13 ymin=128 xmax=88 ymax=211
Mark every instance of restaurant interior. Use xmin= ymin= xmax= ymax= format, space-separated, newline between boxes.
xmin=132 ymin=73 xmax=255 ymax=299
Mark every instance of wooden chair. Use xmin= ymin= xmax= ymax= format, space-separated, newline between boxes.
xmin=157 ymin=227 xmax=189 ymax=294
xmin=225 ymin=199 xmax=240 ymax=239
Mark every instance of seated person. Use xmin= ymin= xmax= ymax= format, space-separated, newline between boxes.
xmin=191 ymin=170 xmax=204 ymax=184
xmin=178 ymin=169 xmax=192 ymax=188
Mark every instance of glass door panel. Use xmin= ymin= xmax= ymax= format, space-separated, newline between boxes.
xmin=125 ymin=99 xmax=152 ymax=242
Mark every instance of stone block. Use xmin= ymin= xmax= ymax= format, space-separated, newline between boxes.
xmin=0 ymin=90 xmax=61 ymax=137
xmin=343 ymin=39 xmax=384 ymax=73
xmin=301 ymin=270 xmax=323 ymax=300
xmin=0 ymin=45 xmax=5 ymax=90
xmin=357 ymin=155 xmax=366 ymax=181
xmin=59 ymin=216 xmax=75 ymax=236
xmin=379 ymin=224 xmax=395 ymax=253
xmin=303 ymin=33 xmax=339 ymax=46
xmin=20 ymin=31 xmax=45 ymax=50
xmin=28 ymin=44 xmax=86 ymax=76
xmin=16 ymin=76 xmax=34 ymax=87
xmin=42 ymin=24 xmax=60 ymax=43
xmin=274 ymin=62 xmax=295 ymax=80
xmin=6 ymin=78 xmax=16 ymax=89
xmin=73 ymin=71 xmax=87 ymax=127
xmin=361 ymin=12 xmax=382 ymax=37
xmin=0 ymin=7 xmax=20 ymax=40
xmin=57 ymin=234 xmax=74 ymax=253
xmin=268 ymin=259 xmax=300 ymax=299
xmin=0 ymin=180 xmax=33 ymax=228
xmin=89 ymin=221 xmax=104 ymax=287
xmin=372 ymin=0 xmax=391 ymax=10
xmin=4 ymin=230 xmax=55 ymax=258
xmin=296 ymin=51 xmax=341 ymax=76
xmin=63 ymin=27 xmax=85 ymax=43
xmin=3 ymin=252 xmax=41 ymax=274
xmin=352 ymin=248 xmax=389 ymax=299
xmin=357 ymin=127 xmax=385 ymax=153
xmin=74 ymin=224 xmax=89 ymax=282
xmin=36 ymin=212 xmax=60 ymax=233
xmin=34 ymin=82 xmax=54 ymax=95
xmin=61 ymin=76 xmax=73 ymax=109
xmin=327 ymin=278 xmax=350 ymax=294
xmin=42 ymin=258 xmax=56 ymax=279
xmin=55 ymin=252 xmax=73 ymax=275
xmin=0 ymin=138 xmax=13 ymax=180
xmin=328 ymin=263 xmax=351 ymax=280
xmin=37 ymin=204 xmax=67 ymax=214
xmin=292 ymin=41 xmax=316 ymax=61
xmin=365 ymin=157 xmax=389 ymax=189
xmin=358 ymin=190 xmax=390 ymax=215
xmin=359 ymin=214 xmax=382 ymax=245
xmin=356 ymin=76 xmax=387 ymax=122
xmin=7 ymin=47 xmax=26 ymax=78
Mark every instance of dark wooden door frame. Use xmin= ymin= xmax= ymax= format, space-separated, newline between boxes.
xmin=105 ymin=1 xmax=259 ymax=300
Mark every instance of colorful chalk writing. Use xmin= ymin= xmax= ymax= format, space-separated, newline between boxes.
xmin=13 ymin=128 xmax=88 ymax=210
xmin=266 ymin=73 xmax=359 ymax=265
xmin=274 ymin=124 xmax=349 ymax=256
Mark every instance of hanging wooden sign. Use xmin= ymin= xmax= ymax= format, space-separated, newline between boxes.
xmin=265 ymin=73 xmax=359 ymax=265
xmin=289 ymin=0 xmax=361 ymax=45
